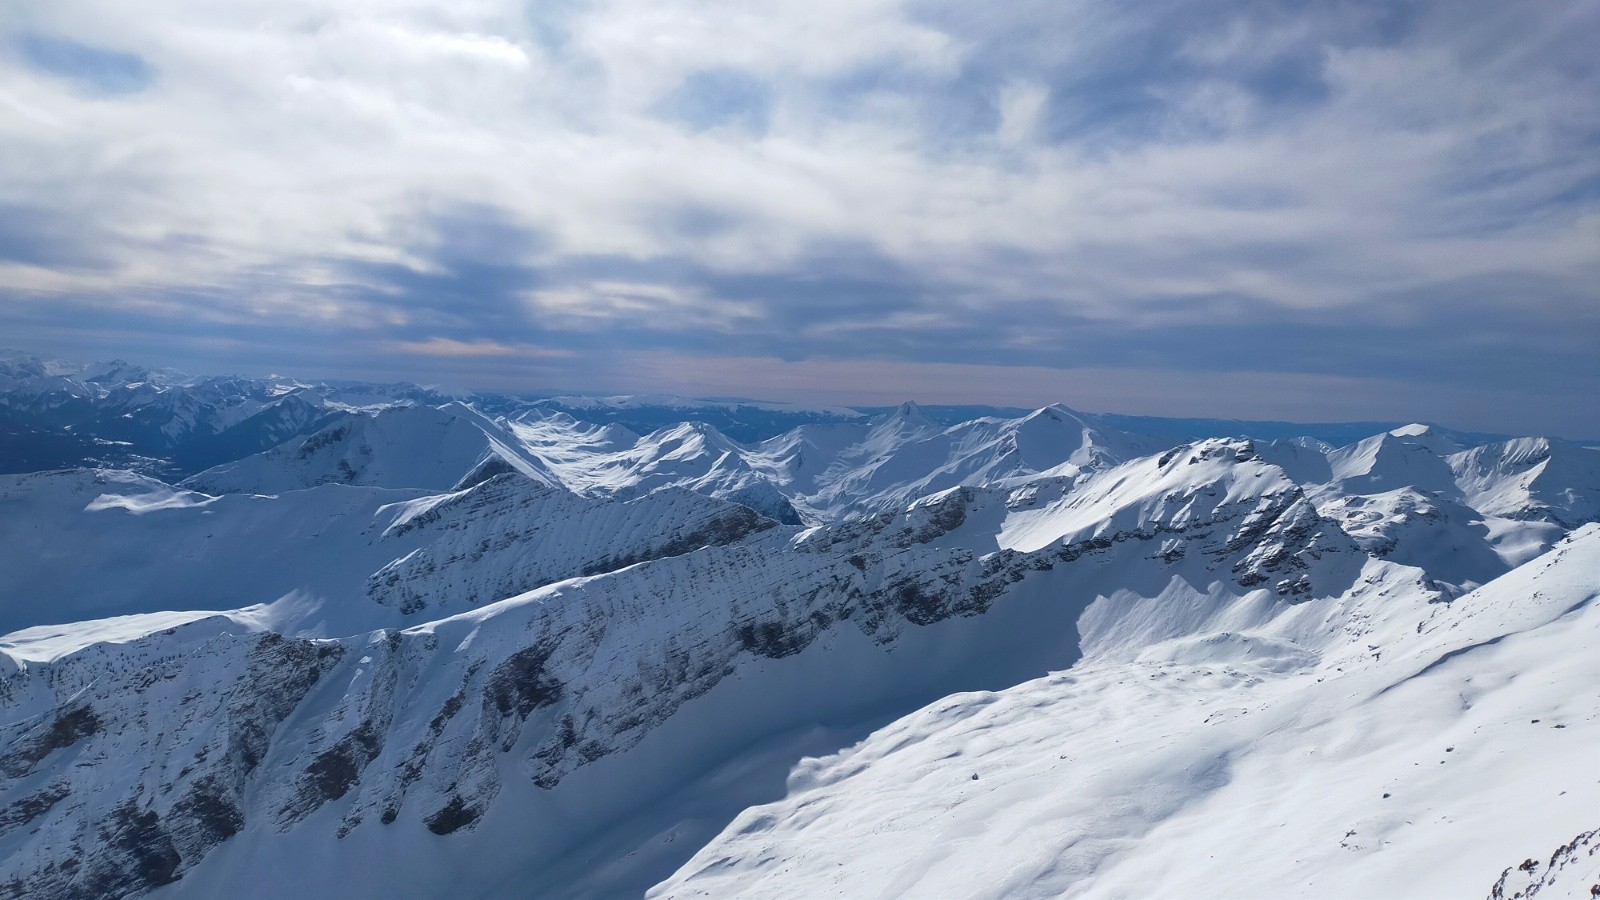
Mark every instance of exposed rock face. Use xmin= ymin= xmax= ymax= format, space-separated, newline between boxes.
xmin=1487 ymin=825 xmax=1600 ymax=900
xmin=0 ymin=631 xmax=343 ymax=898
xmin=364 ymin=476 xmax=780 ymax=617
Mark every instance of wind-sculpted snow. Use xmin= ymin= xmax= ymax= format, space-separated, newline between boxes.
xmin=0 ymin=444 xmax=1377 ymax=897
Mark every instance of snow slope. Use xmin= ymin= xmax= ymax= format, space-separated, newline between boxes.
xmin=1324 ymin=426 xmax=1461 ymax=495
xmin=1451 ymin=437 xmax=1600 ymax=529
xmin=657 ymin=525 xmax=1600 ymax=899
xmin=0 ymin=468 xmax=778 ymax=638
xmin=182 ymin=404 xmax=559 ymax=495
xmin=526 ymin=419 xmax=804 ymax=525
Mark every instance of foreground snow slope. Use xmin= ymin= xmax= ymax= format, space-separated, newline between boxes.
xmin=659 ymin=525 xmax=1600 ymax=899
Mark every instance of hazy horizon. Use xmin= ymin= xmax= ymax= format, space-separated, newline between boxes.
xmin=8 ymin=343 xmax=1598 ymax=441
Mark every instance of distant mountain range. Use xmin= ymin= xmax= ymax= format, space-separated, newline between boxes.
xmin=5 ymin=350 xmax=1576 ymax=481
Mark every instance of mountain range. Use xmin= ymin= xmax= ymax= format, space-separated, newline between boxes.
xmin=0 ymin=352 xmax=1597 ymax=898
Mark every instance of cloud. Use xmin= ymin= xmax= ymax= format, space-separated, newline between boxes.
xmin=385 ymin=338 xmax=568 ymax=359
xmin=0 ymin=0 xmax=1596 ymax=435
xmin=0 ymin=203 xmax=119 ymax=270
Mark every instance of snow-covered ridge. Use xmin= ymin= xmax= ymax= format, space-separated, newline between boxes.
xmin=165 ymin=392 xmax=1168 ymax=526
xmin=180 ymin=403 xmax=562 ymax=496
xmin=1 ymin=439 xmax=1390 ymax=897
xmin=530 ymin=392 xmax=862 ymax=418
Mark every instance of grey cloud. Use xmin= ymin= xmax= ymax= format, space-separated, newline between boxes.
xmin=336 ymin=204 xmax=551 ymax=340
xmin=0 ymin=204 xmax=119 ymax=271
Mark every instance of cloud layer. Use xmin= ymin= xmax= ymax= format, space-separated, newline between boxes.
xmin=2 ymin=0 xmax=1597 ymax=434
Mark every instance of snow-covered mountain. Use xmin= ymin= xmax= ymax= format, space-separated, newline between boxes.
xmin=523 ymin=418 xmax=807 ymax=525
xmin=524 ymin=394 xmax=865 ymax=444
xmin=1 ymin=354 xmax=1598 ymax=899
xmin=180 ymin=404 xmax=562 ymax=496
xmin=0 ymin=352 xmax=443 ymax=477
xmin=1451 ymin=436 xmax=1600 ymax=529
xmin=748 ymin=402 xmax=1155 ymax=522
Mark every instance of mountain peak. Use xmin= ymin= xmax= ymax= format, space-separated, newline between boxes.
xmin=1383 ymin=422 xmax=1463 ymax=456
xmin=651 ymin=419 xmax=738 ymax=447
xmin=1021 ymin=403 xmax=1088 ymax=426
xmin=83 ymin=359 xmax=150 ymax=385
xmin=883 ymin=400 xmax=936 ymax=427
xmin=1389 ymin=422 xmax=1434 ymax=437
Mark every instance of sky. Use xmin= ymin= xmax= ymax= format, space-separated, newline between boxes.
xmin=1 ymin=0 xmax=1597 ymax=436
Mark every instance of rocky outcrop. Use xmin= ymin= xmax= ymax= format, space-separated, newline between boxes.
xmin=0 ymin=630 xmax=342 ymax=898
xmin=1488 ymin=825 xmax=1600 ymax=899
xmin=365 ymin=476 xmax=780 ymax=616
